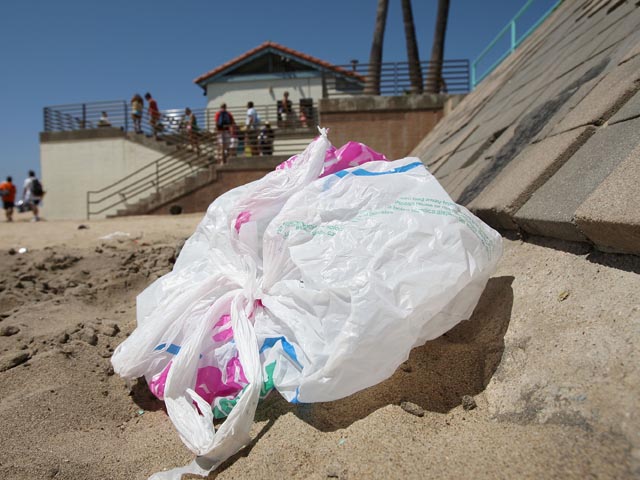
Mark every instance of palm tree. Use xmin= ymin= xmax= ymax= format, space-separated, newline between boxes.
xmin=365 ymin=0 xmax=389 ymax=95
xmin=401 ymin=0 xmax=423 ymax=93
xmin=426 ymin=0 xmax=451 ymax=93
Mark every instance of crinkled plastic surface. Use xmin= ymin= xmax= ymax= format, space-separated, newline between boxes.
xmin=111 ymin=129 xmax=502 ymax=479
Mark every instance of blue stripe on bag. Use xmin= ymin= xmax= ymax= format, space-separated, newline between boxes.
xmin=260 ymin=336 xmax=302 ymax=368
xmin=333 ymin=161 xmax=423 ymax=178
xmin=291 ymin=387 xmax=301 ymax=404
xmin=154 ymin=343 xmax=181 ymax=355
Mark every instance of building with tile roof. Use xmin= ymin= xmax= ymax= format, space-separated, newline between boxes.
xmin=194 ymin=41 xmax=364 ymax=121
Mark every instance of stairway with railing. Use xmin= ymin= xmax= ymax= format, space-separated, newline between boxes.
xmin=44 ymin=57 xmax=472 ymax=218
xmin=44 ymin=101 xmax=318 ymax=218
xmin=85 ymin=108 xmax=218 ymax=218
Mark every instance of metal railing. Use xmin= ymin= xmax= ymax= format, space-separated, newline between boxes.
xmin=471 ymin=0 xmax=563 ymax=88
xmin=43 ymin=101 xmax=319 ymax=135
xmin=322 ymin=59 xmax=470 ymax=96
xmin=44 ymin=100 xmax=130 ymax=132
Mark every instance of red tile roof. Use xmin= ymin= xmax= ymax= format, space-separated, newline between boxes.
xmin=193 ymin=41 xmax=364 ymax=85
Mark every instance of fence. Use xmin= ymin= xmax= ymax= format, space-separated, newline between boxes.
xmin=43 ymin=101 xmax=319 ymax=135
xmin=323 ymin=59 xmax=470 ymax=96
xmin=471 ymin=0 xmax=563 ymax=88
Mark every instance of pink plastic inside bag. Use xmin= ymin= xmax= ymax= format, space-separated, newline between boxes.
xmin=276 ymin=141 xmax=386 ymax=176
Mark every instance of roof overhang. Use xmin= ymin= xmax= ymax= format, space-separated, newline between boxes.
xmin=194 ymin=41 xmax=364 ymax=90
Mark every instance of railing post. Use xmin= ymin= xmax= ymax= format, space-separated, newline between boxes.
xmin=86 ymin=191 xmax=90 ymax=220
xmin=510 ymin=21 xmax=516 ymax=53
xmin=394 ymin=63 xmax=399 ymax=95
xmin=321 ymin=70 xmax=328 ymax=99
xmin=43 ymin=108 xmax=49 ymax=132
xmin=471 ymin=60 xmax=476 ymax=89
xmin=82 ymin=103 xmax=87 ymax=129
xmin=124 ymin=101 xmax=129 ymax=132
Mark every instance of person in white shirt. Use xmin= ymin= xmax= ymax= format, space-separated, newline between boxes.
xmin=22 ymin=170 xmax=43 ymax=222
xmin=245 ymin=101 xmax=260 ymax=156
xmin=98 ymin=111 xmax=111 ymax=127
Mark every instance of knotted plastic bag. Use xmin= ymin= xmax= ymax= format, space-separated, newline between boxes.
xmin=111 ymin=129 xmax=502 ymax=479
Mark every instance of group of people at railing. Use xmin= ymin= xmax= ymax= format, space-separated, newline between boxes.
xmin=214 ymin=102 xmax=275 ymax=164
xmin=45 ymin=91 xmax=313 ymax=165
xmin=130 ymin=93 xmax=161 ymax=137
xmin=125 ymin=92 xmax=282 ymax=163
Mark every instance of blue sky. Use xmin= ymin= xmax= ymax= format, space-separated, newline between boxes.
xmin=0 ymin=0 xmax=558 ymax=180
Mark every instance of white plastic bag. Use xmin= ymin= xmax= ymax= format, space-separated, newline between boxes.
xmin=112 ymin=129 xmax=502 ymax=479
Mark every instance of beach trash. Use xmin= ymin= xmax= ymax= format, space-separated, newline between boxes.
xmin=99 ymin=231 xmax=131 ymax=241
xmin=111 ymin=128 xmax=502 ymax=479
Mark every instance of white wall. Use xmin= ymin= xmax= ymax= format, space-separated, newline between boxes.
xmin=41 ymin=138 xmax=161 ymax=220
xmin=206 ymin=77 xmax=324 ymax=113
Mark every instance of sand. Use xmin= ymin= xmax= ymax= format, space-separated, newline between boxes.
xmin=0 ymin=213 xmax=638 ymax=479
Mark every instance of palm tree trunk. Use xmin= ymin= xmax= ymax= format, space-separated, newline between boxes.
xmin=426 ymin=0 xmax=451 ymax=93
xmin=402 ymin=0 xmax=423 ymax=94
xmin=365 ymin=0 xmax=389 ymax=95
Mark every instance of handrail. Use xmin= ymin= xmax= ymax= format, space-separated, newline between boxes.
xmin=470 ymin=0 xmax=562 ymax=89
xmin=43 ymin=101 xmax=320 ymax=134
xmin=85 ymin=106 xmax=217 ymax=217
xmin=85 ymin=108 xmax=316 ymax=218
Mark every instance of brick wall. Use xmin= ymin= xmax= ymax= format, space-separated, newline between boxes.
xmin=319 ymin=94 xmax=459 ymax=159
xmin=148 ymin=168 xmax=274 ymax=215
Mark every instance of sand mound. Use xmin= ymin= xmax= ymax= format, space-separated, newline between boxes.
xmin=0 ymin=215 xmax=637 ymax=479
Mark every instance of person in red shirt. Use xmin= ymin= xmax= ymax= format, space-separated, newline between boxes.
xmin=0 ymin=176 xmax=17 ymax=222
xmin=145 ymin=93 xmax=161 ymax=139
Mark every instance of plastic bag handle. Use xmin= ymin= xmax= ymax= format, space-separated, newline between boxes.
xmin=153 ymin=281 xmax=262 ymax=478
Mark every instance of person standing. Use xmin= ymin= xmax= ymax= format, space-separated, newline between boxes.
xmin=215 ymin=103 xmax=234 ymax=164
xmin=278 ymin=91 xmax=293 ymax=127
xmin=22 ymin=170 xmax=44 ymax=222
xmin=245 ymin=101 xmax=260 ymax=156
xmin=145 ymin=93 xmax=161 ymax=138
xmin=0 ymin=176 xmax=16 ymax=222
xmin=258 ymin=122 xmax=275 ymax=156
xmin=131 ymin=94 xmax=143 ymax=133
xmin=98 ymin=111 xmax=111 ymax=127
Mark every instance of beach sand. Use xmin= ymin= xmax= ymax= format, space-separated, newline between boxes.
xmin=0 ymin=212 xmax=637 ymax=479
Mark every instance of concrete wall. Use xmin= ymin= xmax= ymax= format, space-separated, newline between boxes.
xmin=319 ymin=94 xmax=455 ymax=160
xmin=40 ymin=129 xmax=162 ymax=220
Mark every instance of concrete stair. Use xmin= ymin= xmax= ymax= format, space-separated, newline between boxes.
xmin=111 ymin=158 xmax=217 ymax=216
xmin=98 ymin=125 xmax=315 ymax=218
xmin=109 ymin=154 xmax=289 ymax=217
xmin=125 ymin=131 xmax=182 ymax=156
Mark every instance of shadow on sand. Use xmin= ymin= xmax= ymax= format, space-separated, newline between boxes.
xmin=207 ymin=275 xmax=514 ymax=476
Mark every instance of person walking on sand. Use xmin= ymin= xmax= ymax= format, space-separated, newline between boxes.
xmin=131 ymin=94 xmax=143 ymax=133
xmin=145 ymin=93 xmax=161 ymax=139
xmin=22 ymin=170 xmax=44 ymax=222
xmin=0 ymin=176 xmax=16 ymax=222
